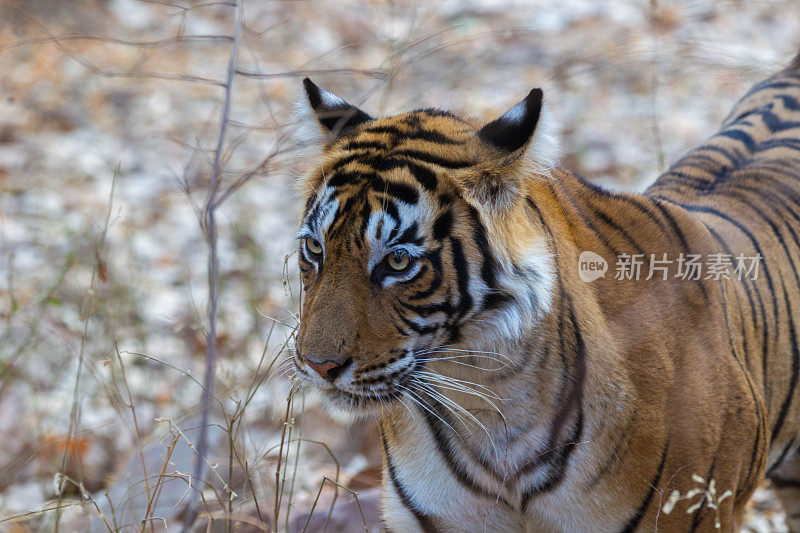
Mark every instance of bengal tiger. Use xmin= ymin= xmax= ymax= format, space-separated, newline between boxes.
xmin=291 ymin=49 xmax=800 ymax=531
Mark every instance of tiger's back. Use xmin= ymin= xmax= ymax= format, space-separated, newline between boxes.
xmin=648 ymin=55 xmax=800 ymax=526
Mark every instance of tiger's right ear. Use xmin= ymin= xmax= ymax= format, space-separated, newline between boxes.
xmin=477 ymin=88 xmax=543 ymax=153
xmin=302 ymin=78 xmax=373 ymax=139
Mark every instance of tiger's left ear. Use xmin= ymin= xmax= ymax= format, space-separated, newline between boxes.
xmin=302 ymin=78 xmax=373 ymax=140
xmin=459 ymin=88 xmax=558 ymax=211
xmin=478 ymin=88 xmax=543 ymax=153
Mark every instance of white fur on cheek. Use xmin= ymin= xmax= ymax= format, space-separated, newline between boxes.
xmin=518 ymin=238 xmax=555 ymax=316
xmin=459 ymin=233 xmax=555 ymax=352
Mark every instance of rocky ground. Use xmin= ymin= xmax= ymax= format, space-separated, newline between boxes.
xmin=1 ymin=0 xmax=799 ymax=531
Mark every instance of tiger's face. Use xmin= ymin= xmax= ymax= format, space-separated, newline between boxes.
xmin=292 ymin=79 xmax=556 ymax=414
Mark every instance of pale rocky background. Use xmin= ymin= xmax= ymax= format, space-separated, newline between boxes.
xmin=1 ymin=0 xmax=799 ymax=531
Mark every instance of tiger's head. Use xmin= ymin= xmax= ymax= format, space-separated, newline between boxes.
xmin=292 ymin=79 xmax=558 ymax=415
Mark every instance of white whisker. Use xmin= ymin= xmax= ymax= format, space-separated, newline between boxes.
xmin=396 ymin=383 xmax=460 ymax=434
xmin=415 ymin=370 xmax=506 ymax=400
xmin=415 ymin=356 xmax=509 ymax=371
xmin=410 ymin=379 xmax=498 ymax=448
xmin=416 ymin=345 xmax=514 ymax=362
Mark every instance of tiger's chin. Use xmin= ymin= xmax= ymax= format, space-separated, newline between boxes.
xmin=323 ymin=389 xmax=391 ymax=420
xmin=295 ymin=378 xmax=400 ymax=421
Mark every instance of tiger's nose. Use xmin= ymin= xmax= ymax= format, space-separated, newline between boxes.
xmin=301 ymin=356 xmax=350 ymax=382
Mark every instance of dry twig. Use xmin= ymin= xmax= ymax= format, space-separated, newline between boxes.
xmin=180 ymin=0 xmax=243 ymax=530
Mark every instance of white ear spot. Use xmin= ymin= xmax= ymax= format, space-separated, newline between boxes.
xmin=318 ymin=88 xmax=349 ymax=109
xmin=501 ymin=99 xmax=526 ymax=125
xmin=522 ymin=99 xmax=560 ymax=174
xmin=292 ymin=97 xmax=327 ymax=151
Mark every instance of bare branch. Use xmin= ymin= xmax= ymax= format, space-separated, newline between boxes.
xmin=7 ymin=5 xmax=226 ymax=86
xmin=234 ymin=67 xmax=387 ymax=80
xmin=0 ymin=34 xmax=233 ymax=54
xmin=180 ymin=0 xmax=243 ymax=530
xmin=53 ymin=168 xmax=119 ymax=532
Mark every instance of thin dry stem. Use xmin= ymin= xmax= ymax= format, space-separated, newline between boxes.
xmin=181 ymin=2 xmax=243 ymax=529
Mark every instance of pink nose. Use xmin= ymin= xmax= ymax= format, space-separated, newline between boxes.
xmin=302 ymin=356 xmax=348 ymax=382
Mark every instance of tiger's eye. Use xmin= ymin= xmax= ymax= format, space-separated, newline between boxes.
xmin=387 ymin=250 xmax=411 ymax=271
xmin=305 ymin=237 xmax=323 ymax=256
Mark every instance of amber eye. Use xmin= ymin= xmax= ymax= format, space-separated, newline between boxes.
xmin=305 ymin=237 xmax=323 ymax=257
xmin=387 ymin=250 xmax=411 ymax=272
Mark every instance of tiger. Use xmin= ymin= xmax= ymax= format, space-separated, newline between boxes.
xmin=291 ymin=49 xmax=800 ymax=532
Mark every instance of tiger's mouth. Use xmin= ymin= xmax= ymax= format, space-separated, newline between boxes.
xmin=292 ymin=352 xmax=418 ymax=414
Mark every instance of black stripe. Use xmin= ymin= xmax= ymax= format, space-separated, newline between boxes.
xmin=481 ymin=291 xmax=514 ymax=311
xmin=620 ymin=441 xmax=668 ymax=533
xmin=362 ymin=124 xmax=464 ymax=145
xmin=393 ymin=149 xmax=474 ymax=169
xmin=772 ymin=272 xmax=800 ymax=443
xmin=407 ymin=127 xmax=464 ymax=145
xmin=648 ymin=197 xmax=709 ymax=301
xmin=432 ymin=211 xmax=453 ymax=240
xmin=419 ymin=395 xmax=511 ymax=505
xmin=559 ymin=183 xmax=623 ymax=257
xmin=362 ymin=125 xmax=404 ymax=137
xmin=399 ymin=299 xmax=453 ymax=318
xmin=520 ymin=410 xmax=584 ymax=511
xmin=723 ymin=184 xmax=800 ymax=441
xmin=709 ymin=191 xmax=791 ymax=374
xmin=302 ymin=191 xmax=317 ymax=217
xmin=328 ymin=152 xmax=363 ymax=171
xmin=752 ymin=105 xmax=800 ymax=133
xmin=703 ymin=226 xmax=768 ymax=494
xmin=380 ymin=429 xmax=438 ymax=532
xmin=740 ymin=80 xmax=800 ymax=103
xmin=375 ymin=178 xmax=419 ymax=205
xmin=706 ymin=224 xmax=768 ymax=494
xmin=587 ymin=413 xmax=636 ymax=488
xmin=341 ymin=140 xmax=391 ymax=151
xmin=396 ymin=222 xmax=422 ymax=246
xmin=448 ymin=238 xmax=473 ymax=322
xmin=464 ymin=205 xmax=500 ymax=293
xmin=719 ymin=128 xmax=757 ymax=151
xmin=408 ymin=248 xmax=444 ymax=301
xmin=617 ymin=194 xmax=674 ymax=242
xmin=415 ymin=108 xmax=469 ymax=121
xmin=767 ymin=437 xmax=796 ymax=476
xmin=591 ymin=207 xmax=646 ymax=255
xmin=775 ymin=93 xmax=800 ymax=111
xmin=393 ymin=305 xmax=439 ymax=335
xmin=403 ymin=263 xmax=429 ymax=285
xmin=406 ymin=162 xmax=438 ymax=191
xmin=327 ymin=170 xmax=369 ymax=188
xmin=707 ymin=226 xmax=760 ymax=349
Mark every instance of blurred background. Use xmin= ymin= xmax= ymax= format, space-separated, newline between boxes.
xmin=1 ymin=0 xmax=799 ymax=531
